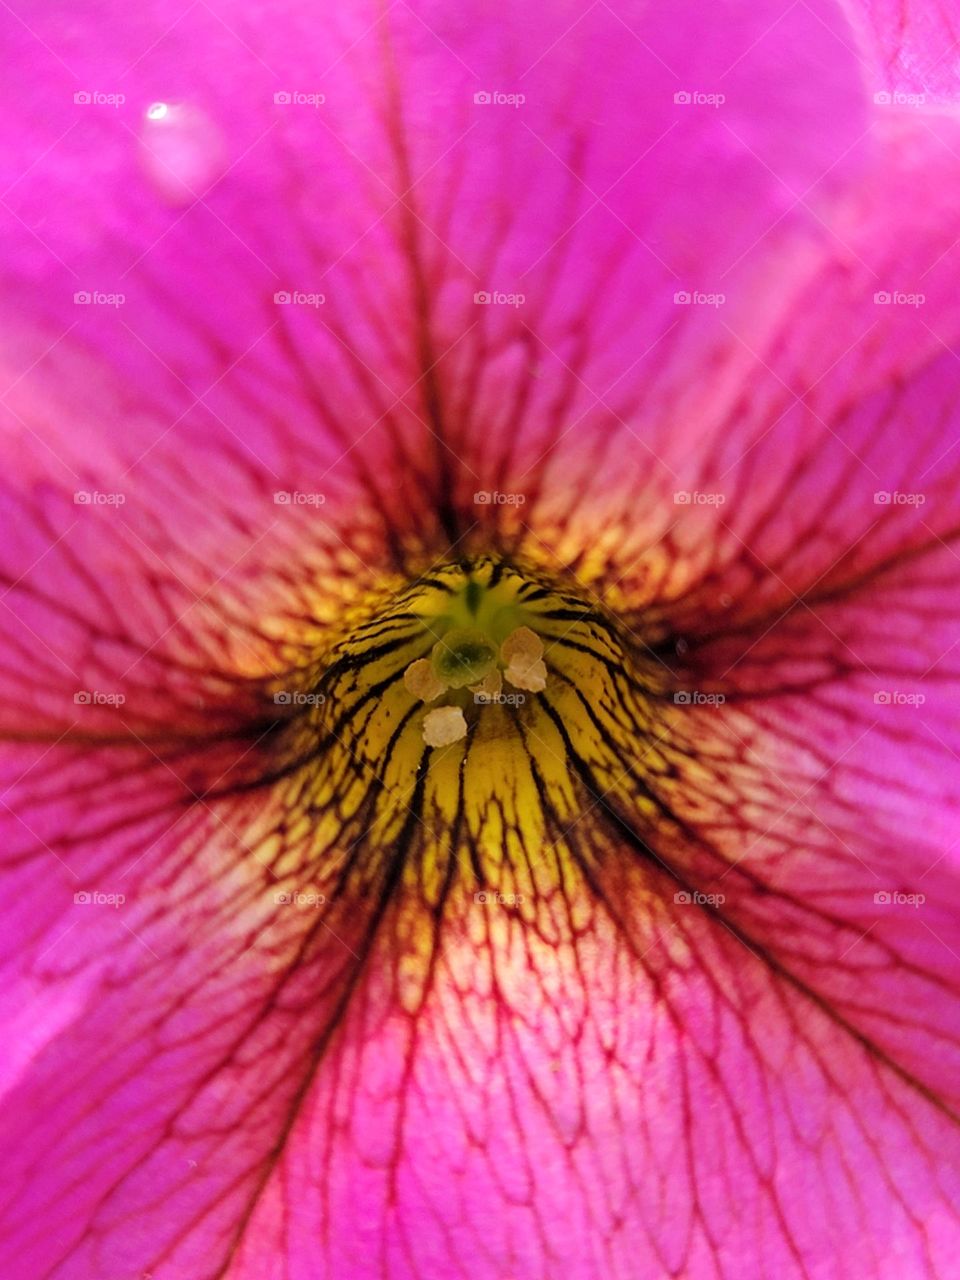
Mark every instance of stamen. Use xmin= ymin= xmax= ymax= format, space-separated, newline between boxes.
xmin=500 ymin=626 xmax=547 ymax=692
xmin=500 ymin=626 xmax=543 ymax=666
xmin=422 ymin=705 xmax=468 ymax=748
xmin=505 ymin=658 xmax=547 ymax=692
xmin=403 ymin=657 xmax=446 ymax=702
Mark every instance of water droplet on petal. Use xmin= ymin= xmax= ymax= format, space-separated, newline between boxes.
xmin=139 ymin=102 xmax=226 ymax=205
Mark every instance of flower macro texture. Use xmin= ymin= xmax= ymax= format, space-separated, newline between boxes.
xmin=2 ymin=1 xmax=960 ymax=1278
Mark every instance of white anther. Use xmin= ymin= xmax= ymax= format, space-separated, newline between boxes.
xmin=501 ymin=627 xmax=546 ymax=692
xmin=505 ymin=658 xmax=547 ymax=692
xmin=422 ymin=705 xmax=468 ymax=747
xmin=500 ymin=626 xmax=543 ymax=668
xmin=404 ymin=657 xmax=446 ymax=702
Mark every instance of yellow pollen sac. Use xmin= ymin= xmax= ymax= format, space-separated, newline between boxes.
xmin=422 ymin=705 xmax=468 ymax=748
xmin=500 ymin=626 xmax=547 ymax=692
xmin=403 ymin=657 xmax=446 ymax=702
xmin=505 ymin=657 xmax=547 ymax=692
xmin=500 ymin=626 xmax=543 ymax=667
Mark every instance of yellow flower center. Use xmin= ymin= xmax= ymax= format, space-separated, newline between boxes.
xmin=264 ymin=556 xmax=670 ymax=906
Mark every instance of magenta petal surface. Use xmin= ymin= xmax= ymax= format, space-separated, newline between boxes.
xmin=1 ymin=3 xmax=960 ymax=1280
xmin=842 ymin=0 xmax=960 ymax=100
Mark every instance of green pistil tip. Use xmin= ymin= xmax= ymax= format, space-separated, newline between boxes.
xmin=431 ymin=628 xmax=498 ymax=689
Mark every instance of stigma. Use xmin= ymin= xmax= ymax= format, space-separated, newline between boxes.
xmin=401 ymin=577 xmax=549 ymax=746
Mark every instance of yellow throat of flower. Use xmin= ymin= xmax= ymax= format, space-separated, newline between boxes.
xmin=268 ymin=556 xmax=669 ymax=906
xmin=399 ymin=570 xmax=551 ymax=746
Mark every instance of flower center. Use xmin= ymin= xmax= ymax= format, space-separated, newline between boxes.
xmin=266 ymin=556 xmax=670 ymax=899
xmin=431 ymin=629 xmax=498 ymax=688
xmin=366 ymin=563 xmax=556 ymax=743
xmin=399 ymin=576 xmax=551 ymax=744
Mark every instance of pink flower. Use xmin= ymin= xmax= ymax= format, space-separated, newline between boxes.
xmin=1 ymin=1 xmax=959 ymax=1277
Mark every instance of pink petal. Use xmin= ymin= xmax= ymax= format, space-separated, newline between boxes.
xmin=841 ymin=0 xmax=960 ymax=101
xmin=1 ymin=3 xmax=959 ymax=1280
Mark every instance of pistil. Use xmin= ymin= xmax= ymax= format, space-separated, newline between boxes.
xmin=403 ymin=604 xmax=549 ymax=746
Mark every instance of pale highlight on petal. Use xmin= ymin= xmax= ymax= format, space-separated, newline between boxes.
xmin=0 ymin=1 xmax=959 ymax=1279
